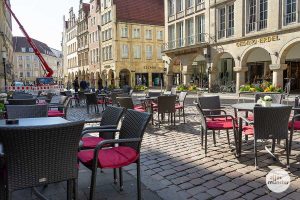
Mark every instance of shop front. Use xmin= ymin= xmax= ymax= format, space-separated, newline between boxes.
xmin=135 ymin=73 xmax=149 ymax=86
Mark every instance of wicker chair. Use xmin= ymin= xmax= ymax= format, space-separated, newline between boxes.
xmin=239 ymin=106 xmax=292 ymax=168
xmin=8 ymin=98 xmax=37 ymax=105
xmin=153 ymin=95 xmax=177 ymax=127
xmin=78 ymin=109 xmax=151 ymax=200
xmin=0 ymin=121 xmax=85 ymax=200
xmin=85 ymin=93 xmax=100 ymax=114
xmin=48 ymin=97 xmax=71 ymax=118
xmin=288 ymin=97 xmax=300 ymax=154
xmin=6 ymin=104 xmax=48 ymax=119
xmin=176 ymin=92 xmax=187 ymax=123
xmin=116 ymin=97 xmax=145 ymax=112
xmin=195 ymin=102 xmax=237 ymax=155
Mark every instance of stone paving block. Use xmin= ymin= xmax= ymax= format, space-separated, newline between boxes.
xmin=236 ymin=185 xmax=254 ymax=194
xmin=193 ymin=192 xmax=212 ymax=200
xmin=203 ymin=179 xmax=221 ymax=189
xmin=223 ymin=190 xmax=243 ymax=200
xmin=217 ymin=182 xmax=239 ymax=191
xmin=206 ymin=188 xmax=224 ymax=197
xmin=189 ymin=177 xmax=206 ymax=186
xmin=186 ymin=185 xmax=208 ymax=195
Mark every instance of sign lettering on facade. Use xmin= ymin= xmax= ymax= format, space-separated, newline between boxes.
xmin=236 ymin=35 xmax=280 ymax=47
xmin=144 ymin=66 xmax=157 ymax=70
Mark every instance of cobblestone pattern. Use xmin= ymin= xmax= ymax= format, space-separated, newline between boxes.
xmin=67 ymin=95 xmax=300 ymax=200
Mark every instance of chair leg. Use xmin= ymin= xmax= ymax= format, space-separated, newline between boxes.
xmin=113 ymin=168 xmax=117 ymax=184
xmin=173 ymin=112 xmax=176 ymax=126
xmin=201 ymin=126 xmax=204 ymax=148
xmin=254 ymin=139 xmax=258 ymax=169
xmin=178 ymin=109 xmax=181 ymax=123
xmin=89 ymin=168 xmax=98 ymax=200
xmin=226 ymin=130 xmax=230 ymax=147
xmin=137 ymin=160 xmax=142 ymax=200
xmin=286 ymin=138 xmax=290 ymax=168
xmin=183 ymin=108 xmax=186 ymax=124
xmin=119 ymin=168 xmax=123 ymax=191
xmin=271 ymin=139 xmax=276 ymax=153
xmin=212 ymin=130 xmax=216 ymax=146
xmin=205 ymin=130 xmax=208 ymax=155
xmin=67 ymin=180 xmax=73 ymax=200
xmin=74 ymin=178 xmax=78 ymax=200
xmin=289 ymin=129 xmax=294 ymax=155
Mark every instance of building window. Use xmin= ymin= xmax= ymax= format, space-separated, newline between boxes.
xmin=121 ymin=27 xmax=128 ymax=38
xmin=133 ymin=28 xmax=140 ymax=38
xmin=284 ymin=0 xmax=297 ymax=25
xmin=27 ymin=72 xmax=31 ymax=77
xmin=246 ymin=0 xmax=268 ymax=32
xmin=29 ymin=48 xmax=34 ymax=52
xmin=20 ymin=72 xmax=23 ymax=77
xmin=146 ymin=30 xmax=152 ymax=39
xmin=157 ymin=46 xmax=162 ymax=59
xmin=21 ymin=47 xmax=26 ymax=52
xmin=196 ymin=15 xmax=205 ymax=42
xmin=168 ymin=25 xmax=175 ymax=49
xmin=227 ymin=4 xmax=234 ymax=37
xmin=248 ymin=0 xmax=257 ymax=32
xmin=186 ymin=18 xmax=194 ymax=45
xmin=259 ymin=0 xmax=268 ymax=29
xmin=121 ymin=44 xmax=129 ymax=58
xmin=177 ymin=0 xmax=184 ymax=12
xmin=218 ymin=7 xmax=226 ymax=39
xmin=26 ymin=56 xmax=30 ymax=61
xmin=133 ymin=45 xmax=141 ymax=59
xmin=157 ymin=30 xmax=163 ymax=40
xmin=168 ymin=0 xmax=175 ymax=16
xmin=27 ymin=63 xmax=31 ymax=68
xmin=146 ymin=45 xmax=152 ymax=59
xmin=177 ymin=22 xmax=184 ymax=47
xmin=186 ymin=0 xmax=194 ymax=8
xmin=18 ymin=56 xmax=22 ymax=60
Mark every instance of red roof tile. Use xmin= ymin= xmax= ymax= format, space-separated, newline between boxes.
xmin=114 ymin=0 xmax=164 ymax=26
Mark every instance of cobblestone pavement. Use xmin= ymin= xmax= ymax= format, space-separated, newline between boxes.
xmin=69 ymin=94 xmax=300 ymax=199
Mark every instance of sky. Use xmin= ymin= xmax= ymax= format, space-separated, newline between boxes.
xmin=11 ymin=0 xmax=81 ymax=50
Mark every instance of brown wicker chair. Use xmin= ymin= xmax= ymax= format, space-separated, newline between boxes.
xmin=239 ymin=106 xmax=292 ymax=168
xmin=153 ymin=95 xmax=177 ymax=127
xmin=116 ymin=97 xmax=146 ymax=112
xmin=6 ymin=104 xmax=48 ymax=119
xmin=175 ymin=92 xmax=187 ymax=123
xmin=48 ymin=97 xmax=71 ymax=118
xmin=78 ymin=109 xmax=151 ymax=200
xmin=0 ymin=121 xmax=85 ymax=200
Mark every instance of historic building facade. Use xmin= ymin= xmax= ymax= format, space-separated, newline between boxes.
xmin=0 ymin=0 xmax=13 ymax=89
xmin=12 ymin=37 xmax=62 ymax=84
xmin=164 ymin=0 xmax=300 ymax=92
xmin=99 ymin=0 xmax=165 ymax=88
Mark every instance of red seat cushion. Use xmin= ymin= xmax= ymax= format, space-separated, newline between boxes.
xmin=151 ymin=103 xmax=158 ymax=108
xmin=242 ymin=125 xmax=254 ymax=135
xmin=97 ymin=99 xmax=106 ymax=104
xmin=81 ymin=137 xmax=105 ymax=149
xmin=175 ymin=104 xmax=183 ymax=109
xmin=289 ymin=121 xmax=300 ymax=130
xmin=206 ymin=117 xmax=233 ymax=121
xmin=134 ymin=108 xmax=146 ymax=112
xmin=247 ymin=115 xmax=254 ymax=121
xmin=134 ymin=105 xmax=144 ymax=109
xmin=206 ymin=121 xmax=236 ymax=130
xmin=78 ymin=146 xmax=139 ymax=169
xmin=48 ymin=110 xmax=64 ymax=117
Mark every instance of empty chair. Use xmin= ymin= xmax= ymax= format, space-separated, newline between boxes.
xmin=239 ymin=106 xmax=292 ymax=168
xmin=176 ymin=92 xmax=187 ymax=123
xmin=48 ymin=97 xmax=71 ymax=118
xmin=6 ymin=104 xmax=48 ymax=119
xmin=153 ymin=95 xmax=177 ymax=127
xmin=8 ymin=98 xmax=36 ymax=105
xmin=78 ymin=109 xmax=151 ymax=200
xmin=116 ymin=97 xmax=145 ymax=112
xmin=0 ymin=121 xmax=84 ymax=199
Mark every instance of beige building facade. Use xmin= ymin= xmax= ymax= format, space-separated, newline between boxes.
xmin=0 ymin=0 xmax=13 ymax=90
xmin=164 ymin=0 xmax=300 ymax=92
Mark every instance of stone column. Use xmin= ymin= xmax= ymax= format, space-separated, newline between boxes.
xmin=270 ymin=64 xmax=287 ymax=88
xmin=166 ymin=74 xmax=173 ymax=90
xmin=148 ymin=73 xmax=153 ymax=87
xmin=182 ymin=65 xmax=192 ymax=85
xmin=234 ymin=67 xmax=248 ymax=93
xmin=131 ymin=72 xmax=136 ymax=87
xmin=208 ymin=63 xmax=217 ymax=92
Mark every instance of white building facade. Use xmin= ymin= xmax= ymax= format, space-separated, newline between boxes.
xmin=164 ymin=0 xmax=300 ymax=92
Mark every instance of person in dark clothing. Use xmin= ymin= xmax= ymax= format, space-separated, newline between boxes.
xmin=73 ymin=77 xmax=79 ymax=92
xmin=80 ymin=80 xmax=88 ymax=91
xmin=97 ymin=79 xmax=103 ymax=90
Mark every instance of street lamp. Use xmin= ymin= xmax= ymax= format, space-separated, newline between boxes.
xmin=1 ymin=50 xmax=7 ymax=92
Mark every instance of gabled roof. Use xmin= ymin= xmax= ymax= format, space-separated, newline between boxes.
xmin=114 ymin=0 xmax=164 ymax=26
xmin=13 ymin=36 xmax=55 ymax=57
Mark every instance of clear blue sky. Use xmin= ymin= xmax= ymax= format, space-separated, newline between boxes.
xmin=11 ymin=0 xmax=81 ymax=50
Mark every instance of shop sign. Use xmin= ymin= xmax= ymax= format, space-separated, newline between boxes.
xmin=144 ymin=66 xmax=157 ymax=70
xmin=236 ymin=35 xmax=280 ymax=47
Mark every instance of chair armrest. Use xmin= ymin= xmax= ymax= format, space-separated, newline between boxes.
xmin=292 ymin=107 xmax=300 ymax=111
xmin=83 ymin=125 xmax=117 ymax=131
xmin=84 ymin=120 xmax=102 ymax=124
xmin=94 ymin=138 xmax=141 ymax=151
xmin=204 ymin=114 xmax=235 ymax=121
xmin=291 ymin=114 xmax=300 ymax=123
xmin=239 ymin=116 xmax=254 ymax=125
xmin=81 ymin=129 xmax=120 ymax=138
xmin=202 ymin=108 xmax=227 ymax=115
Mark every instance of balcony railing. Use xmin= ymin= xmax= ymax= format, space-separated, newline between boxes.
xmin=162 ymin=33 xmax=206 ymax=51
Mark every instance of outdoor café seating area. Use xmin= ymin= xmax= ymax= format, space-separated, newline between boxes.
xmin=0 ymin=89 xmax=300 ymax=199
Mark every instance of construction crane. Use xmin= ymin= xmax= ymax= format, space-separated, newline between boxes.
xmin=3 ymin=0 xmax=54 ymax=78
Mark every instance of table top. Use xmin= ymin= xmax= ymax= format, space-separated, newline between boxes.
xmin=0 ymin=117 xmax=69 ymax=127
xmin=231 ymin=103 xmax=286 ymax=111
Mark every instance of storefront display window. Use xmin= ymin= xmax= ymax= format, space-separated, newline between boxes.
xmin=135 ymin=73 xmax=148 ymax=86
xmin=173 ymin=73 xmax=181 ymax=85
xmin=152 ymin=73 xmax=164 ymax=86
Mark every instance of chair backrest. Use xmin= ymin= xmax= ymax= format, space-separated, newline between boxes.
xmin=198 ymin=96 xmax=221 ymax=115
xmin=163 ymin=91 xmax=171 ymax=95
xmin=100 ymin=106 xmax=125 ymax=139
xmin=85 ymin=93 xmax=98 ymax=105
xmin=6 ymin=104 xmax=48 ymax=119
xmin=294 ymin=96 xmax=300 ymax=121
xmin=119 ymin=109 xmax=151 ymax=151
xmin=253 ymin=106 xmax=291 ymax=139
xmin=195 ymin=103 xmax=207 ymax=130
xmin=148 ymin=92 xmax=161 ymax=97
xmin=157 ymin=95 xmax=177 ymax=113
xmin=254 ymin=93 xmax=283 ymax=104
xmin=8 ymin=98 xmax=37 ymax=105
xmin=12 ymin=92 xmax=33 ymax=99
xmin=178 ymin=92 xmax=188 ymax=104
xmin=116 ymin=97 xmax=134 ymax=110
xmin=0 ymin=121 xmax=84 ymax=191
xmin=78 ymin=91 xmax=86 ymax=100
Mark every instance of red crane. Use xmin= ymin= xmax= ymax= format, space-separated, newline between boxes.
xmin=3 ymin=0 xmax=54 ymax=77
